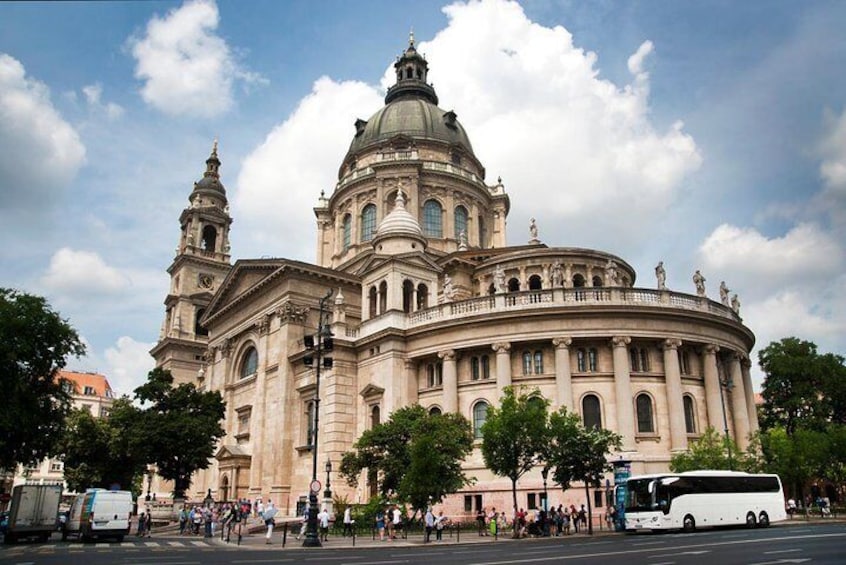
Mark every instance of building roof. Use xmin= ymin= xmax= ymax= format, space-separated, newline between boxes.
xmin=58 ymin=370 xmax=115 ymax=399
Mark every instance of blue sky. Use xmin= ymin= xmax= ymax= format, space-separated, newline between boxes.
xmin=1 ymin=0 xmax=844 ymax=395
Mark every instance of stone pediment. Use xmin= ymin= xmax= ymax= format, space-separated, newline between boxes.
xmin=356 ymin=251 xmax=442 ymax=276
xmin=359 ymin=383 xmax=385 ymax=400
xmin=215 ymin=444 xmax=252 ymax=462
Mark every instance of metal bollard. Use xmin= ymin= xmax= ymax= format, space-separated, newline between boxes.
xmin=456 ymin=522 xmax=460 ymax=543
xmin=282 ymin=523 xmax=287 ymax=547
xmin=353 ymin=524 xmax=356 ymax=547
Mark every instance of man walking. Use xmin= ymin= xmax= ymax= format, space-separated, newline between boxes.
xmin=424 ymin=507 xmax=434 ymax=543
xmin=342 ymin=506 xmax=354 ymax=537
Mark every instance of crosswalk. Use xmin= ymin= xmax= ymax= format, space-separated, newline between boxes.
xmin=5 ymin=539 xmax=219 ymax=553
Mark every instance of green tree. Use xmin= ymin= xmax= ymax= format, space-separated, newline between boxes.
xmin=546 ymin=408 xmax=621 ymax=535
xmin=0 ymin=288 xmax=86 ymax=470
xmin=340 ymin=405 xmax=474 ymax=512
xmin=759 ymin=426 xmax=829 ymax=501
xmin=57 ymin=398 xmax=148 ymax=496
xmin=669 ymin=426 xmax=747 ymax=472
xmin=134 ymin=368 xmax=225 ymax=499
xmin=480 ymin=387 xmax=549 ymax=528
xmin=758 ymin=337 xmax=846 ymax=433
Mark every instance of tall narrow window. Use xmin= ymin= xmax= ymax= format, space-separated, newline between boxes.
xmin=679 ymin=350 xmax=691 ymax=375
xmin=683 ymin=395 xmax=696 ymax=434
xmin=636 ymin=393 xmax=655 ymax=434
xmin=471 ymin=357 xmax=480 ymax=381
xmin=342 ymin=214 xmax=352 ymax=251
xmin=533 ymin=351 xmax=543 ymax=374
xmin=577 ymin=349 xmax=586 ymax=372
xmin=473 ymin=401 xmax=489 ymax=439
xmin=582 ymin=394 xmax=601 ymax=429
xmin=630 ymin=348 xmax=640 ymax=372
xmin=417 ymin=284 xmax=428 ymax=309
xmin=360 ymin=204 xmax=376 ymax=242
xmin=454 ymin=205 xmax=468 ymax=240
xmin=202 ymin=225 xmax=217 ymax=251
xmin=240 ymin=346 xmax=258 ymax=379
xmin=371 ymin=405 xmax=381 ymax=429
xmin=402 ymin=280 xmax=414 ymax=313
xmin=369 ymin=286 xmax=378 ymax=318
xmin=508 ymin=278 xmax=520 ymax=292
xmin=423 ymin=200 xmax=443 ymax=237
xmin=528 ymin=275 xmax=542 ymax=290
xmin=379 ymin=281 xmax=387 ymax=313
xmin=481 ymin=355 xmax=491 ymax=379
xmin=640 ymin=349 xmax=650 ymax=372
xmin=588 ymin=348 xmax=597 ymax=372
xmin=522 ymin=352 xmax=532 ymax=375
xmin=195 ymin=307 xmax=208 ymax=336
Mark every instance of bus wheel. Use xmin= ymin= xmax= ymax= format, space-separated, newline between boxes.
xmin=745 ymin=512 xmax=757 ymax=528
xmin=683 ymin=515 xmax=695 ymax=532
xmin=758 ymin=512 xmax=769 ymax=528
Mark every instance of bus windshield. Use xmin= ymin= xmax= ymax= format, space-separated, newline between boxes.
xmin=626 ymin=478 xmax=657 ymax=512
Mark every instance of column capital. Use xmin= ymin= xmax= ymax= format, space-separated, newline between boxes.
xmin=438 ymin=349 xmax=456 ymax=361
xmin=611 ymin=335 xmax=631 ymax=348
xmin=740 ymin=355 xmax=752 ymax=369
xmin=552 ymin=336 xmax=573 ymax=349
xmin=703 ymin=343 xmax=720 ymax=355
xmin=662 ymin=338 xmax=682 ymax=351
xmin=403 ymin=358 xmax=416 ymax=370
xmin=492 ymin=342 xmax=511 ymax=354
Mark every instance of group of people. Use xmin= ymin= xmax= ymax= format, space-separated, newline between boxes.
xmin=475 ymin=504 xmax=590 ymax=538
xmin=375 ymin=504 xmax=405 ymax=541
xmin=134 ymin=511 xmax=152 ymax=537
xmin=423 ymin=508 xmax=450 ymax=542
xmin=177 ymin=500 xmax=251 ymax=541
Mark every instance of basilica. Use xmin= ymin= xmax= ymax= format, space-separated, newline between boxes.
xmin=151 ymin=37 xmax=758 ymax=517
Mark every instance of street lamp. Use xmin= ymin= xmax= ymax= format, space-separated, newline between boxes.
xmin=302 ymin=289 xmax=334 ymax=548
xmin=718 ymin=372 xmax=734 ymax=471
xmin=541 ymin=466 xmax=549 ymax=512
xmin=145 ymin=467 xmax=153 ymax=502
xmin=324 ymin=459 xmax=333 ymax=500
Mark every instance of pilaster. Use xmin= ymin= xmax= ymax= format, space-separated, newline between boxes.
xmin=611 ymin=336 xmax=635 ymax=451
xmin=552 ymin=337 xmax=573 ymax=410
xmin=662 ymin=339 xmax=687 ymax=451
xmin=493 ymin=342 xmax=512 ymax=392
xmin=702 ymin=344 xmax=723 ymax=430
xmin=439 ymin=350 xmax=457 ymax=413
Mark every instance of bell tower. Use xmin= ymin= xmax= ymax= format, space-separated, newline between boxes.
xmin=151 ymin=141 xmax=234 ymax=386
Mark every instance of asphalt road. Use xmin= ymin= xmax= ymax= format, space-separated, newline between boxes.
xmin=2 ymin=522 xmax=844 ymax=565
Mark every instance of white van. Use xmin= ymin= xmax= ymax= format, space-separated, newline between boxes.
xmin=62 ymin=489 xmax=133 ymax=542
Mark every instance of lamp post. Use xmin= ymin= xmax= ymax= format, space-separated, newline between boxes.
xmin=718 ymin=372 xmax=734 ymax=471
xmin=302 ymin=289 xmax=334 ymax=548
xmin=541 ymin=466 xmax=549 ymax=512
xmin=145 ymin=467 xmax=153 ymax=502
xmin=324 ymin=459 xmax=333 ymax=500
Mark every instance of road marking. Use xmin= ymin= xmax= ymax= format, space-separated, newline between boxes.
xmin=144 ymin=541 xmax=159 ymax=547
xmin=121 ymin=542 xmax=136 ymax=547
xmin=649 ymin=550 xmax=709 ymax=558
xmin=764 ymin=549 xmax=802 ymax=555
xmin=95 ymin=543 xmax=111 ymax=548
xmin=747 ymin=560 xmax=810 ymax=565
xmin=466 ymin=531 xmax=846 ymax=565
xmin=341 ymin=561 xmax=408 ymax=565
xmin=168 ymin=541 xmax=185 ymax=546
xmin=230 ymin=560 xmax=294 ymax=564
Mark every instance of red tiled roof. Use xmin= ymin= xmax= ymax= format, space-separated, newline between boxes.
xmin=58 ymin=370 xmax=114 ymax=398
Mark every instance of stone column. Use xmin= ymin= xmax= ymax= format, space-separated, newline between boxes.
xmin=493 ymin=342 xmax=512 ymax=391
xmin=702 ymin=344 xmax=723 ymax=430
xmin=662 ymin=339 xmax=687 ymax=451
xmin=439 ymin=350 xmax=457 ymax=413
xmin=611 ymin=336 xmax=635 ymax=451
xmin=552 ymin=337 xmax=573 ymax=411
xmin=741 ymin=356 xmax=759 ymax=433
xmin=729 ymin=353 xmax=751 ymax=450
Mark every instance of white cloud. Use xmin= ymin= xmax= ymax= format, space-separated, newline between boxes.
xmin=82 ymin=83 xmax=124 ymax=120
xmin=0 ymin=53 xmax=86 ymax=210
xmin=820 ymin=107 xmax=846 ymax=192
xmin=698 ymin=223 xmax=843 ymax=289
xmin=103 ymin=336 xmax=156 ymax=397
xmin=234 ymin=0 xmax=701 ymax=260
xmin=128 ymin=0 xmax=264 ymax=118
xmin=41 ymin=248 xmax=131 ymax=296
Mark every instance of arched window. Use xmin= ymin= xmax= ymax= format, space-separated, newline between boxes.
xmin=592 ymin=275 xmax=603 ymax=287
xmin=360 ymin=204 xmax=376 ymax=242
xmin=577 ymin=349 xmax=586 ymax=372
xmin=522 ymin=352 xmax=532 ymax=375
xmin=528 ymin=275 xmax=542 ymax=290
xmin=481 ymin=355 xmax=491 ymax=379
xmin=533 ymin=351 xmax=543 ymax=374
xmin=454 ymin=205 xmax=468 ymax=239
xmin=423 ymin=200 xmax=443 ymax=237
xmin=588 ymin=348 xmax=597 ymax=372
xmin=488 ymin=283 xmax=496 ymax=295
xmin=402 ymin=279 xmax=414 ymax=313
xmin=636 ymin=393 xmax=655 ymax=434
xmin=573 ymin=274 xmax=586 ymax=287
xmin=369 ymin=286 xmax=378 ymax=318
xmin=342 ymin=214 xmax=352 ymax=251
xmin=417 ymin=283 xmax=428 ymax=309
xmin=240 ymin=346 xmax=258 ymax=379
xmin=202 ymin=225 xmax=217 ymax=251
xmin=508 ymin=278 xmax=520 ymax=292
xmin=473 ymin=401 xmax=489 ymax=439
xmin=195 ymin=307 xmax=208 ymax=336
xmin=379 ymin=281 xmax=387 ymax=313
xmin=471 ymin=357 xmax=480 ymax=381
xmin=429 ymin=406 xmax=442 ymax=416
xmin=582 ymin=394 xmax=602 ymax=429
xmin=371 ymin=405 xmax=381 ymax=429
xmin=683 ymin=395 xmax=696 ymax=434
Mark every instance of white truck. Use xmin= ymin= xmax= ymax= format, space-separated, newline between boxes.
xmin=4 ymin=483 xmax=63 ymax=544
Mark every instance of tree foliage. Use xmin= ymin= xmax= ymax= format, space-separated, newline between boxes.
xmin=340 ymin=404 xmax=474 ymax=512
xmin=546 ymin=408 xmax=621 ymax=534
xmin=134 ymin=368 xmax=225 ymax=499
xmin=56 ymin=398 xmax=147 ymax=496
xmin=759 ymin=337 xmax=846 ymax=434
xmin=0 ymin=288 xmax=86 ymax=470
xmin=480 ymin=387 xmax=550 ymax=518
xmin=669 ymin=426 xmax=762 ymax=473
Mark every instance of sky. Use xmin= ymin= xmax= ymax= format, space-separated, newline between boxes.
xmin=1 ymin=0 xmax=844 ymax=397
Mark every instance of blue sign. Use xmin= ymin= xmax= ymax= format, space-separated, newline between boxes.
xmin=612 ymin=459 xmax=631 ymax=532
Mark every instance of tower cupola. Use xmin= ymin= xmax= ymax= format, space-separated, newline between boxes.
xmin=385 ymin=31 xmax=439 ymax=105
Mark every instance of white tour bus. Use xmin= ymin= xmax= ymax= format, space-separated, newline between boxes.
xmin=624 ymin=470 xmax=787 ymax=532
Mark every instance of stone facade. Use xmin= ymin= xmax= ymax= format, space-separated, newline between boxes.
xmin=152 ymin=38 xmax=757 ymax=518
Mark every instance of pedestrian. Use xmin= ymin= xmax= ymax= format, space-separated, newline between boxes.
xmin=263 ymin=500 xmax=276 ymax=544
xmin=375 ymin=508 xmax=386 ymax=541
xmin=178 ymin=507 xmax=188 ymax=535
xmin=435 ymin=511 xmax=446 ymax=541
xmin=424 ymin=507 xmax=434 ymax=543
xmin=579 ymin=504 xmax=587 ymax=530
xmin=318 ymin=506 xmax=330 ymax=542
xmin=296 ymin=508 xmax=308 ymax=540
xmin=343 ymin=506 xmax=354 ymax=537
xmin=476 ymin=507 xmax=486 ymax=536
xmin=145 ymin=511 xmax=153 ymax=537
xmin=489 ymin=507 xmax=498 ymax=537
xmin=391 ymin=505 xmax=402 ymax=539
xmin=136 ymin=512 xmax=146 ymax=537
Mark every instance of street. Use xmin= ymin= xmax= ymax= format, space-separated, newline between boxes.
xmin=1 ymin=522 xmax=844 ymax=564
